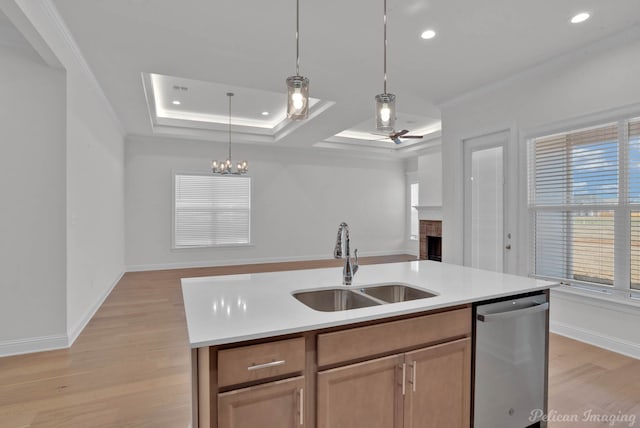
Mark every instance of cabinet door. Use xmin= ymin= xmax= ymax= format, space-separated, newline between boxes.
xmin=317 ymin=354 xmax=404 ymax=428
xmin=218 ymin=376 xmax=304 ymax=428
xmin=404 ymin=338 xmax=471 ymax=428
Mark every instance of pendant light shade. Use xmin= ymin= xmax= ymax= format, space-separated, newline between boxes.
xmin=287 ymin=75 xmax=309 ymax=119
xmin=286 ymin=0 xmax=309 ymax=120
xmin=375 ymin=0 xmax=396 ymax=132
xmin=211 ymin=92 xmax=248 ymax=175
xmin=375 ymin=93 xmax=396 ymax=132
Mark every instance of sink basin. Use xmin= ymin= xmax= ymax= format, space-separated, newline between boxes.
xmin=293 ymin=288 xmax=381 ymax=312
xmin=358 ymin=284 xmax=437 ymax=303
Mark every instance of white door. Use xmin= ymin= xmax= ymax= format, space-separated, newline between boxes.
xmin=463 ymin=131 xmax=512 ymax=273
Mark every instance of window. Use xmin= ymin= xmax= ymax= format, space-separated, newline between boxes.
xmin=630 ymin=118 xmax=640 ymax=290
xmin=410 ymin=182 xmax=419 ymax=240
xmin=174 ymin=173 xmax=251 ymax=248
xmin=529 ymin=118 xmax=640 ymax=296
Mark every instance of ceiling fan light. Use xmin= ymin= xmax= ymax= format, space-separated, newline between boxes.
xmin=286 ymin=75 xmax=309 ymax=120
xmin=375 ymin=93 xmax=396 ymax=132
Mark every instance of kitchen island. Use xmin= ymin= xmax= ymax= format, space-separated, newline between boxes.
xmin=182 ymin=260 xmax=557 ymax=428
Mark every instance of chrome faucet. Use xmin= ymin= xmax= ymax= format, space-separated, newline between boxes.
xmin=334 ymin=222 xmax=358 ymax=285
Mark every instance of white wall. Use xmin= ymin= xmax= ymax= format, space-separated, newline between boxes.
xmin=441 ymin=27 xmax=640 ymax=267
xmin=417 ymin=150 xmax=442 ymax=209
xmin=65 ymin=66 xmax=125 ymax=343
xmin=0 ymin=41 xmax=67 ymax=354
xmin=126 ymin=136 xmax=407 ymax=270
xmin=440 ymin=27 xmax=640 ymax=357
xmin=3 ymin=1 xmax=126 ymax=352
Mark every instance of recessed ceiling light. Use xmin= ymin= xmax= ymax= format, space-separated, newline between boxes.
xmin=421 ymin=30 xmax=436 ymax=40
xmin=172 ymin=100 xmax=181 ymax=105
xmin=261 ymin=111 xmax=269 ymax=116
xmin=570 ymin=12 xmax=590 ymax=24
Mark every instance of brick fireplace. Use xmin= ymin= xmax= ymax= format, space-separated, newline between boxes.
xmin=419 ymin=220 xmax=442 ymax=262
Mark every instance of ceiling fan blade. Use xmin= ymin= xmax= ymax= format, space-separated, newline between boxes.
xmin=401 ymin=135 xmax=424 ymax=139
xmin=392 ymin=137 xmax=403 ymax=144
xmin=390 ymin=129 xmax=409 ymax=138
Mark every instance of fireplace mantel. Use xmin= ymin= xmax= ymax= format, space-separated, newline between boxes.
xmin=413 ymin=205 xmax=442 ymax=221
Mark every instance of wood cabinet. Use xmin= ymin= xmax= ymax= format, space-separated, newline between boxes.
xmin=218 ymin=337 xmax=305 ymax=388
xmin=316 ymin=338 xmax=471 ymax=428
xmin=218 ymin=376 xmax=305 ymax=428
xmin=404 ymin=338 xmax=471 ymax=428
xmin=196 ymin=306 xmax=472 ymax=428
xmin=317 ymin=308 xmax=470 ymax=367
xmin=317 ymin=354 xmax=404 ymax=428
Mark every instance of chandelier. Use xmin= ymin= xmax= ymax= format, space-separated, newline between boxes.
xmin=212 ymin=92 xmax=248 ymax=175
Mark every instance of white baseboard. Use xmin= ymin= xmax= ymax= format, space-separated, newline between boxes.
xmin=550 ymin=320 xmax=640 ymax=360
xmin=67 ymin=271 xmax=124 ymax=347
xmin=405 ymin=248 xmax=419 ymax=258
xmin=0 ymin=334 xmax=68 ymax=357
xmin=126 ymin=251 xmax=411 ymax=272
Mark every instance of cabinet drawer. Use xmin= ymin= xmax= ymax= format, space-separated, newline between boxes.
xmin=317 ymin=307 xmax=471 ymax=367
xmin=218 ymin=337 xmax=305 ymax=388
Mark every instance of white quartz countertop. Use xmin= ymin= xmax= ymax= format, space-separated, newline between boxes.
xmin=181 ymin=261 xmax=557 ymax=348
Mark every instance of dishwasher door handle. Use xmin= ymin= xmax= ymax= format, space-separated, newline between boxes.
xmin=477 ymin=302 xmax=549 ymax=322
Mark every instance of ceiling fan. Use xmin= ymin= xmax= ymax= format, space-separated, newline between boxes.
xmin=373 ymin=129 xmax=424 ymax=144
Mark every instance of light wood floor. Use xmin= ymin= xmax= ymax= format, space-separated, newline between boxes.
xmin=548 ymin=335 xmax=640 ymax=427
xmin=1 ymin=256 xmax=638 ymax=427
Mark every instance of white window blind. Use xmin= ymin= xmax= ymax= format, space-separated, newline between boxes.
xmin=629 ymin=119 xmax=640 ymax=290
xmin=529 ymin=123 xmax=618 ymax=287
xmin=174 ymin=174 xmax=251 ymax=248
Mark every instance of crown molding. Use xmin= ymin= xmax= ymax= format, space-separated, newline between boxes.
xmin=437 ymin=24 xmax=640 ymax=110
xmin=13 ymin=0 xmax=125 ymax=136
xmin=0 ymin=0 xmax=62 ymax=68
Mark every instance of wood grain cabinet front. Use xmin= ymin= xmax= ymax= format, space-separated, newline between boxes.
xmin=404 ymin=338 xmax=471 ymax=428
xmin=316 ymin=307 xmax=471 ymax=367
xmin=317 ymin=354 xmax=405 ymax=428
xmin=218 ymin=337 xmax=305 ymax=388
xmin=200 ymin=307 xmax=472 ymax=428
xmin=316 ymin=338 xmax=471 ymax=428
xmin=218 ymin=376 xmax=305 ymax=428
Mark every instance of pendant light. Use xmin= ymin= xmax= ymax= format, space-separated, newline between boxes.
xmin=212 ymin=92 xmax=248 ymax=175
xmin=286 ymin=0 xmax=309 ymax=120
xmin=375 ymin=0 xmax=396 ymax=132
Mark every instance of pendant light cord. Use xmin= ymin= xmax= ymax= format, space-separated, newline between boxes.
xmin=296 ymin=0 xmax=300 ymax=76
xmin=227 ymin=92 xmax=232 ymax=161
xmin=383 ymin=0 xmax=387 ymax=94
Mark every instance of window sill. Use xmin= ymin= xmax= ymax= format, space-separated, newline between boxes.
xmin=172 ymin=243 xmax=255 ymax=251
xmin=551 ymin=284 xmax=640 ymax=313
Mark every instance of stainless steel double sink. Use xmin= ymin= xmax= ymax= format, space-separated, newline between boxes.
xmin=293 ymin=283 xmax=437 ymax=312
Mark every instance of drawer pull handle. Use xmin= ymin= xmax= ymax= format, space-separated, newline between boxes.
xmin=401 ymin=363 xmax=406 ymax=396
xmin=299 ymin=388 xmax=304 ymax=425
xmin=247 ymin=360 xmax=286 ymax=371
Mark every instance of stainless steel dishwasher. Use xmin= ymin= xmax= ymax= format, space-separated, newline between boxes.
xmin=474 ymin=293 xmax=549 ymax=428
